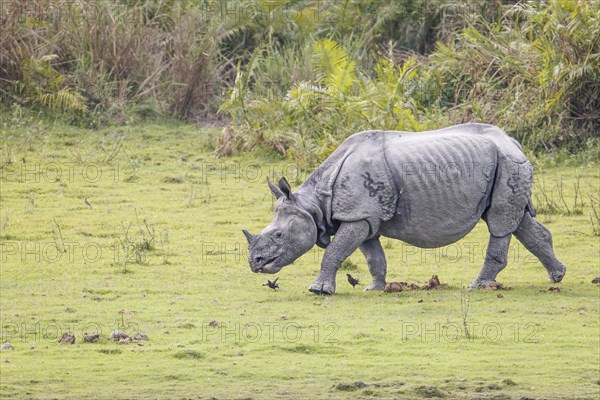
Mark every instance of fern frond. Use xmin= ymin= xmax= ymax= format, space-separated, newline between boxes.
xmin=311 ymin=39 xmax=357 ymax=95
xmin=311 ymin=39 xmax=351 ymax=78
xmin=324 ymin=61 xmax=356 ymax=96
xmin=40 ymin=88 xmax=88 ymax=112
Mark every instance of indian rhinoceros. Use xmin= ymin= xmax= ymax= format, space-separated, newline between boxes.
xmin=242 ymin=123 xmax=567 ymax=294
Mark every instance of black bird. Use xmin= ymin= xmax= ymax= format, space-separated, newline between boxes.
xmin=84 ymin=198 xmax=92 ymax=208
xmin=346 ymin=273 xmax=360 ymax=288
xmin=263 ymin=277 xmax=280 ymax=290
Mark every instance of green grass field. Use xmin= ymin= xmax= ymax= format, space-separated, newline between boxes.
xmin=1 ymin=124 xmax=599 ymax=399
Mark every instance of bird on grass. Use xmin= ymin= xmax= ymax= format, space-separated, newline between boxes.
xmin=346 ymin=274 xmax=360 ymax=288
xmin=84 ymin=198 xmax=92 ymax=208
xmin=263 ymin=277 xmax=280 ymax=290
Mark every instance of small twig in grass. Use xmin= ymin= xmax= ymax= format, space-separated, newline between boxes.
xmin=556 ymin=176 xmax=570 ymax=215
xmin=27 ymin=192 xmax=36 ymax=212
xmin=117 ymin=211 xmax=156 ymax=268
xmin=69 ymin=146 xmax=86 ymax=163
xmin=117 ymin=222 xmax=132 ymax=273
xmin=202 ymin=184 xmax=211 ymax=204
xmin=143 ymin=219 xmax=155 ymax=249
xmin=188 ymin=184 xmax=196 ymax=208
xmin=534 ymin=175 xmax=560 ymax=215
xmin=52 ymin=218 xmax=66 ymax=253
xmin=102 ymin=135 xmax=124 ymax=164
xmin=134 ymin=208 xmax=155 ymax=251
xmin=160 ymin=229 xmax=171 ymax=265
xmin=2 ymin=213 xmax=8 ymax=237
xmin=461 ymin=285 xmax=471 ymax=340
xmin=117 ymin=221 xmax=133 ymax=273
xmin=589 ymin=195 xmax=600 ymax=237
xmin=573 ymin=173 xmax=581 ymax=210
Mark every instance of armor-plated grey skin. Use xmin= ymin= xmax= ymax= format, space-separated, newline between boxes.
xmin=243 ymin=123 xmax=567 ymax=294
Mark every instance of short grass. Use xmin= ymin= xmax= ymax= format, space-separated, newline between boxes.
xmin=0 ymin=123 xmax=599 ymax=400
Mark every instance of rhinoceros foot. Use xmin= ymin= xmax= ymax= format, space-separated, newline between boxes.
xmin=364 ymin=282 xmax=386 ymax=291
xmin=548 ymin=266 xmax=566 ymax=283
xmin=469 ymin=280 xmax=504 ymax=289
xmin=308 ymin=280 xmax=335 ymax=295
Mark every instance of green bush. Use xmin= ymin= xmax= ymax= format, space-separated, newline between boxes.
xmin=219 ymin=0 xmax=599 ymax=161
xmin=428 ymin=0 xmax=600 ymax=151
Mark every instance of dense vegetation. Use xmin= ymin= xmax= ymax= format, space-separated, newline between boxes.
xmin=1 ymin=0 xmax=598 ymax=161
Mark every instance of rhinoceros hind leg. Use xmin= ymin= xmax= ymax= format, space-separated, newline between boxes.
xmin=470 ymin=234 xmax=512 ymax=288
xmin=513 ymin=211 xmax=566 ymax=283
xmin=309 ymin=220 xmax=370 ymax=295
xmin=359 ymin=236 xmax=387 ymax=291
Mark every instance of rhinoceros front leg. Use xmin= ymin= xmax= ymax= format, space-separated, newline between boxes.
xmin=359 ymin=236 xmax=387 ymax=291
xmin=309 ymin=220 xmax=370 ymax=295
xmin=470 ymin=234 xmax=512 ymax=288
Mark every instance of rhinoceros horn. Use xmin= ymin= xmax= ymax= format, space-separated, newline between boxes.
xmin=242 ymin=229 xmax=256 ymax=245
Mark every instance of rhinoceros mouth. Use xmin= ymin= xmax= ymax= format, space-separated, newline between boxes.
xmin=252 ymin=255 xmax=275 ymax=272
xmin=254 ymin=256 xmax=282 ymax=273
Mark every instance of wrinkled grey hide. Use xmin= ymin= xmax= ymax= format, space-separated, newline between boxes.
xmin=243 ymin=123 xmax=567 ymax=294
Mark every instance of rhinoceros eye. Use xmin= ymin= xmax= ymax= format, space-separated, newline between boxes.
xmin=274 ymin=231 xmax=282 ymax=238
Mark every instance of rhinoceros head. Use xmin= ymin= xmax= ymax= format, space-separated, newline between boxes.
xmin=243 ymin=177 xmax=317 ymax=274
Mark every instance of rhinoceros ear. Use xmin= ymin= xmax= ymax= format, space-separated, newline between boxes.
xmin=278 ymin=177 xmax=293 ymax=200
xmin=267 ymin=177 xmax=284 ymax=199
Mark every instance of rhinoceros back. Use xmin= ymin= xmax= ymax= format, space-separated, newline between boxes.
xmin=311 ymin=123 xmax=532 ymax=246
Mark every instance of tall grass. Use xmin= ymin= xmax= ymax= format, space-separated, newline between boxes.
xmin=0 ymin=0 xmax=243 ymax=122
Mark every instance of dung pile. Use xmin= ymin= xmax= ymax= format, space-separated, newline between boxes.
xmin=384 ymin=275 xmax=444 ymax=293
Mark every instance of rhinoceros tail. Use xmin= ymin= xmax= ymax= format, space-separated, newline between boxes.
xmin=526 ymin=197 xmax=537 ymax=217
xmin=508 ymin=136 xmax=524 ymax=151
